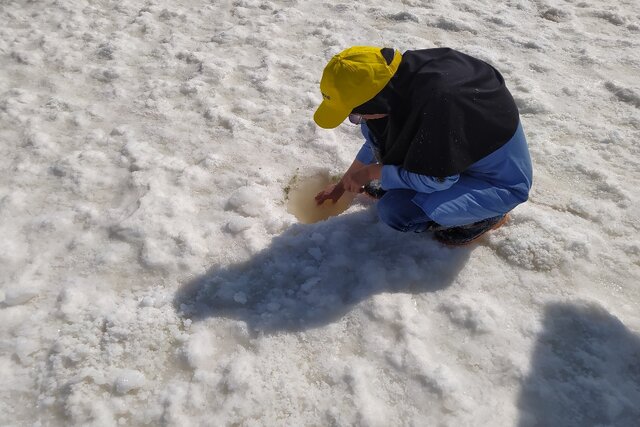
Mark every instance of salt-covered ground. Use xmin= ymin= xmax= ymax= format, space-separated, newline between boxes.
xmin=1 ymin=0 xmax=639 ymax=425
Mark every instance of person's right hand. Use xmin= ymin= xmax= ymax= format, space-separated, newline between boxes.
xmin=315 ymin=182 xmax=345 ymax=205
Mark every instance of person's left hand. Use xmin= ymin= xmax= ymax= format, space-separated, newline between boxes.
xmin=341 ymin=164 xmax=382 ymax=193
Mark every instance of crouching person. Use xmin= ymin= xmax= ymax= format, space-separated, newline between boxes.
xmin=313 ymin=46 xmax=532 ymax=245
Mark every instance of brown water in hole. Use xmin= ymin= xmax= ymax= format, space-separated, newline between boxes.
xmin=286 ymin=171 xmax=356 ymax=224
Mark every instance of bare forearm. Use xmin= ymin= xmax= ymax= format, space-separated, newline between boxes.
xmin=317 ymin=159 xmax=382 ymax=204
xmin=341 ymin=163 xmax=382 ymax=193
xmin=343 ymin=159 xmax=366 ymax=177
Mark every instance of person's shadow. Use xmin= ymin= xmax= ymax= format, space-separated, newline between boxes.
xmin=518 ymin=302 xmax=640 ymax=427
xmin=174 ymin=208 xmax=472 ymax=334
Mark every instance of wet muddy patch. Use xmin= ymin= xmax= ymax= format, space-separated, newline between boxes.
xmin=285 ymin=170 xmax=356 ymax=224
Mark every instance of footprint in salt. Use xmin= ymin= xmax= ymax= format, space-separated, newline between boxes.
xmin=285 ymin=171 xmax=356 ymax=224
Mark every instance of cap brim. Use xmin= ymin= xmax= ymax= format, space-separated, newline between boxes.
xmin=314 ymin=101 xmax=350 ymax=129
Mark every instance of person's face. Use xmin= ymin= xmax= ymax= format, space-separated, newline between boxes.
xmin=348 ymin=113 xmax=388 ymax=125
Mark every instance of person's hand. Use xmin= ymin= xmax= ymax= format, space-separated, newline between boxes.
xmin=341 ymin=164 xmax=383 ymax=193
xmin=315 ymin=181 xmax=345 ymax=205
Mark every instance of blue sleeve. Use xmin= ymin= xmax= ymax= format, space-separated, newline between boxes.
xmin=355 ymin=142 xmax=376 ymax=164
xmin=355 ymin=123 xmax=378 ymax=165
xmin=381 ymin=165 xmax=459 ymax=193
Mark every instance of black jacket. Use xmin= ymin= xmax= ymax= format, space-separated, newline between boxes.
xmin=364 ymin=48 xmax=520 ymax=177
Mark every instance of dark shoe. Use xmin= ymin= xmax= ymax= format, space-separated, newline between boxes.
xmin=434 ymin=214 xmax=509 ymax=246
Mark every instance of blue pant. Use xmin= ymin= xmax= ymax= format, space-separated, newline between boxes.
xmin=377 ymin=189 xmax=439 ymax=233
xmin=360 ymin=122 xmax=532 ymax=228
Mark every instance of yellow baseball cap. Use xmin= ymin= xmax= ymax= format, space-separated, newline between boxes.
xmin=314 ymin=46 xmax=402 ymax=129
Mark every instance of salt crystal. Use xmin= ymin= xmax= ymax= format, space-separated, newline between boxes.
xmin=233 ymin=292 xmax=248 ymax=304
xmin=140 ymin=296 xmax=155 ymax=307
xmin=114 ymin=370 xmax=146 ymax=394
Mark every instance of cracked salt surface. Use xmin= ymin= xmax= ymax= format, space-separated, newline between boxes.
xmin=1 ymin=0 xmax=639 ymax=425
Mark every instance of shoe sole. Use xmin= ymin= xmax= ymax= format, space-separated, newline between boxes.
xmin=435 ymin=214 xmax=510 ymax=247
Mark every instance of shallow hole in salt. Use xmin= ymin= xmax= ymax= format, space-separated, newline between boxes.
xmin=285 ymin=170 xmax=356 ymax=224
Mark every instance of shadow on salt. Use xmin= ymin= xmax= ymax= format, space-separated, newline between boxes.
xmin=518 ymin=302 xmax=640 ymax=426
xmin=174 ymin=181 xmax=473 ymax=333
